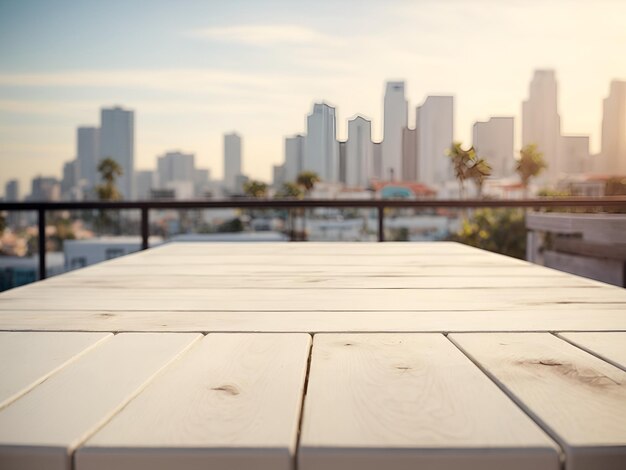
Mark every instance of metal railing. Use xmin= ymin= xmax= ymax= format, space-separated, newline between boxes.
xmin=1 ymin=196 xmax=625 ymax=280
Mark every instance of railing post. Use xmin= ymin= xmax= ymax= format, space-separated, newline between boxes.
xmin=140 ymin=207 xmax=149 ymax=250
xmin=378 ymin=206 xmax=385 ymax=242
xmin=37 ymin=208 xmax=46 ymax=280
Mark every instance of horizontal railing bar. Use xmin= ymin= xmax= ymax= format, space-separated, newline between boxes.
xmin=1 ymin=196 xmax=626 ymax=211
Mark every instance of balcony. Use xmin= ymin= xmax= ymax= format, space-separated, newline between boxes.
xmin=0 ymin=199 xmax=625 ymax=470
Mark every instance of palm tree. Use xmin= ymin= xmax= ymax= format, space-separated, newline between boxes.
xmin=96 ymin=158 xmax=123 ymax=201
xmin=243 ymin=180 xmax=268 ymax=198
xmin=447 ymin=142 xmax=475 ymax=199
xmin=467 ymin=157 xmax=492 ymax=198
xmin=296 ymin=171 xmax=320 ymax=196
xmin=516 ymin=144 xmax=547 ymax=197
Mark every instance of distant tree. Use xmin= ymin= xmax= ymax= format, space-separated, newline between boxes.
xmin=447 ymin=142 xmax=475 ymax=199
xmin=275 ymin=182 xmax=304 ymax=199
xmin=296 ymin=171 xmax=320 ymax=196
xmin=96 ymin=158 xmax=123 ymax=201
xmin=516 ymin=144 xmax=546 ymax=197
xmin=467 ymin=157 xmax=492 ymax=198
xmin=450 ymin=208 xmax=526 ymax=259
xmin=243 ymin=180 xmax=268 ymax=198
xmin=0 ymin=212 xmax=5 ymax=236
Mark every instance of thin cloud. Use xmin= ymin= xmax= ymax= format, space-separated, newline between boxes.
xmin=186 ymin=24 xmax=338 ymax=47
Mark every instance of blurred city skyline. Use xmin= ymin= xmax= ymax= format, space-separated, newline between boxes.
xmin=1 ymin=0 xmax=626 ymax=191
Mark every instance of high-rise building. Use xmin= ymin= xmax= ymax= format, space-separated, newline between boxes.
xmin=559 ymin=136 xmax=590 ymax=175
xmin=416 ymin=96 xmax=454 ymax=187
xmin=5 ymin=179 xmax=19 ymax=202
xmin=135 ymin=170 xmax=155 ymax=200
xmin=304 ymin=103 xmax=338 ymax=183
xmin=472 ymin=117 xmax=515 ymax=178
xmin=100 ymin=107 xmax=134 ymax=199
xmin=402 ymin=127 xmax=418 ymax=181
xmin=345 ymin=116 xmax=373 ymax=187
xmin=61 ymin=160 xmax=79 ymax=200
xmin=382 ymin=81 xmax=408 ymax=181
xmin=29 ymin=176 xmax=60 ymax=202
xmin=372 ymin=142 xmax=382 ymax=180
xmin=76 ymin=126 xmax=100 ymax=190
xmin=224 ymin=132 xmax=242 ymax=191
xmin=522 ymin=70 xmax=561 ymax=182
xmin=272 ymin=164 xmax=286 ymax=188
xmin=157 ymin=151 xmax=195 ymax=187
xmin=284 ymin=134 xmax=305 ymax=182
xmin=600 ymin=80 xmax=626 ymax=175
xmin=338 ymin=141 xmax=347 ymax=185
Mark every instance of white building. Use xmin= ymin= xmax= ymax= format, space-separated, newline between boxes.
xmin=522 ymin=70 xmax=561 ymax=183
xmin=157 ymin=151 xmax=195 ymax=187
xmin=382 ymin=81 xmax=408 ymax=181
xmin=304 ymin=103 xmax=338 ymax=183
xmin=559 ymin=136 xmax=590 ymax=176
xmin=472 ymin=117 xmax=515 ymax=178
xmin=100 ymin=107 xmax=134 ymax=199
xmin=76 ymin=126 xmax=100 ymax=190
xmin=600 ymin=80 xmax=626 ymax=175
xmin=416 ymin=96 xmax=454 ymax=188
xmin=284 ymin=134 xmax=305 ymax=182
xmin=224 ymin=132 xmax=242 ymax=191
xmin=345 ymin=116 xmax=373 ymax=188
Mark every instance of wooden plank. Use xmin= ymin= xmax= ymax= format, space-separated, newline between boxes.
xmin=0 ymin=333 xmax=201 ymax=470
xmin=298 ymin=333 xmax=559 ymax=470
xmin=557 ymin=332 xmax=626 ymax=371
xmin=1 ymin=309 xmax=626 ymax=333
xmin=76 ymin=333 xmax=311 ymax=470
xmin=1 ymin=287 xmax=624 ymax=312
xmin=450 ymin=333 xmax=626 ymax=470
xmin=0 ymin=332 xmax=111 ymax=410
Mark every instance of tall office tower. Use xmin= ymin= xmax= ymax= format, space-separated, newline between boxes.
xmin=372 ymin=142 xmax=382 ymax=179
xmin=157 ymin=151 xmax=196 ymax=187
xmin=284 ymin=134 xmax=305 ymax=182
xmin=30 ymin=176 xmax=60 ymax=201
xmin=559 ymin=136 xmax=590 ymax=175
xmin=522 ymin=70 xmax=561 ymax=182
xmin=272 ymin=164 xmax=286 ymax=188
xmin=100 ymin=107 xmax=134 ymax=199
xmin=402 ymin=127 xmax=418 ymax=181
xmin=345 ymin=116 xmax=373 ymax=187
xmin=416 ymin=96 xmax=454 ymax=187
xmin=5 ymin=179 xmax=19 ymax=201
xmin=382 ymin=81 xmax=408 ymax=181
xmin=338 ymin=141 xmax=347 ymax=185
xmin=224 ymin=132 xmax=242 ymax=191
xmin=600 ymin=80 xmax=626 ymax=174
xmin=76 ymin=126 xmax=100 ymax=189
xmin=61 ymin=160 xmax=78 ymax=200
xmin=304 ymin=103 xmax=339 ymax=182
xmin=472 ymin=117 xmax=515 ymax=178
xmin=135 ymin=170 xmax=155 ymax=200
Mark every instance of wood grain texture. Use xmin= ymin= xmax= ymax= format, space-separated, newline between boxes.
xmin=557 ymin=332 xmax=626 ymax=371
xmin=450 ymin=333 xmax=626 ymax=470
xmin=0 ymin=332 xmax=111 ymax=410
xmin=76 ymin=333 xmax=311 ymax=470
xmin=298 ymin=333 xmax=559 ymax=470
xmin=0 ymin=333 xmax=201 ymax=470
xmin=1 ymin=309 xmax=625 ymax=333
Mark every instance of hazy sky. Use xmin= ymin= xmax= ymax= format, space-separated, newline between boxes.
xmin=1 ymin=0 xmax=625 ymax=194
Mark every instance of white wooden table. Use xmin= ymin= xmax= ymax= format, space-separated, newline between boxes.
xmin=0 ymin=242 xmax=625 ymax=470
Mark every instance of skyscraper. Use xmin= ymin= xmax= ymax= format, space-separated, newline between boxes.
xmin=472 ymin=117 xmax=515 ymax=178
xmin=100 ymin=107 xmax=134 ymax=199
xmin=284 ymin=134 xmax=305 ymax=182
xmin=522 ymin=70 xmax=561 ymax=182
xmin=4 ymin=180 xmax=19 ymax=202
xmin=61 ymin=160 xmax=78 ymax=200
xmin=416 ymin=96 xmax=454 ymax=187
xmin=402 ymin=127 xmax=418 ymax=181
xmin=559 ymin=135 xmax=590 ymax=175
xmin=224 ymin=132 xmax=242 ymax=191
xmin=304 ymin=103 xmax=338 ymax=183
xmin=382 ymin=81 xmax=408 ymax=181
xmin=600 ymin=80 xmax=626 ymax=175
xmin=157 ymin=151 xmax=195 ymax=187
xmin=345 ymin=116 xmax=373 ymax=187
xmin=76 ymin=126 xmax=100 ymax=190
